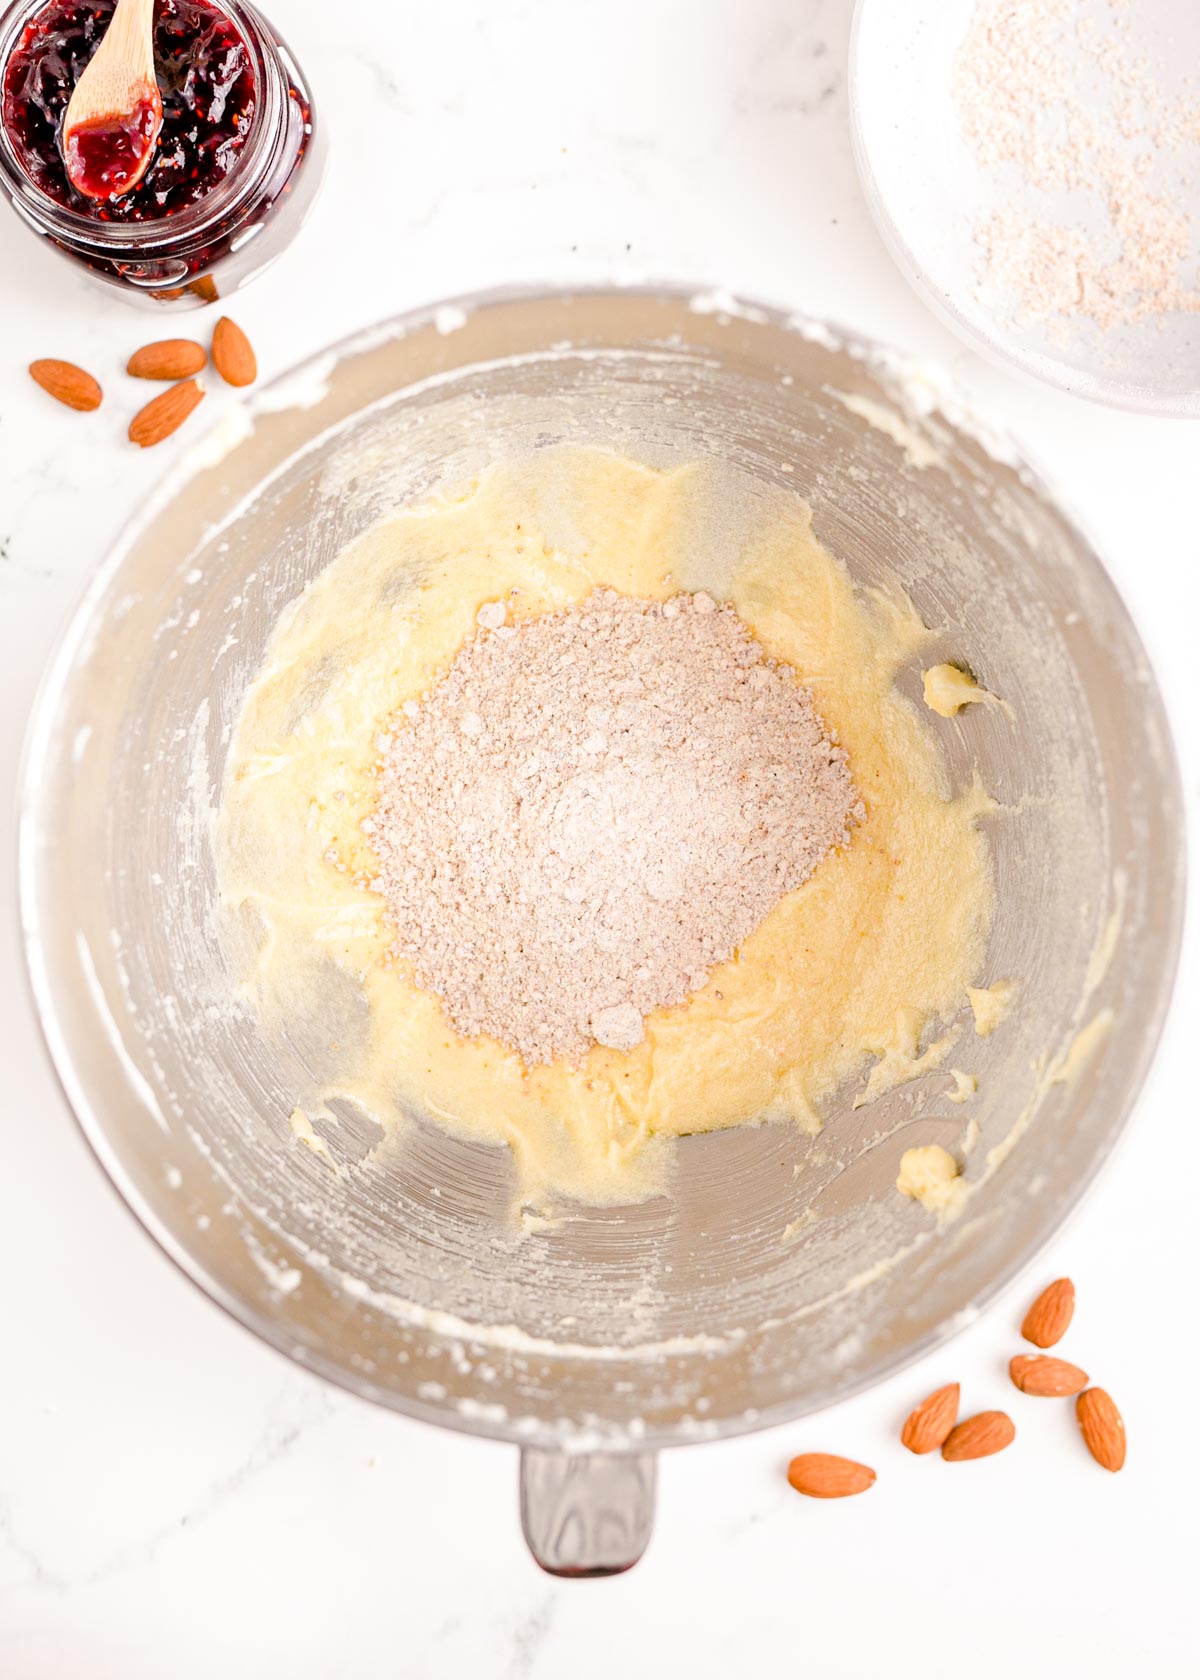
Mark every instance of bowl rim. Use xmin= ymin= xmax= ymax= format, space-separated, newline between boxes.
xmin=16 ymin=279 xmax=1189 ymax=1452
xmin=847 ymin=0 xmax=1200 ymax=420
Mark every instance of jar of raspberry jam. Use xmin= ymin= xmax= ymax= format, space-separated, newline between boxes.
xmin=0 ymin=0 xmax=324 ymax=306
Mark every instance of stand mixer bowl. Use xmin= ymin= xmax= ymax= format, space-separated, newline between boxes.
xmin=19 ymin=286 xmax=1184 ymax=1572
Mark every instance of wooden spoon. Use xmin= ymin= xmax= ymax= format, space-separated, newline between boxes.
xmin=61 ymin=0 xmax=162 ymax=202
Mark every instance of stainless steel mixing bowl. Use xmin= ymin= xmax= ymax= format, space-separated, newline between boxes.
xmin=19 ymin=286 xmax=1184 ymax=1573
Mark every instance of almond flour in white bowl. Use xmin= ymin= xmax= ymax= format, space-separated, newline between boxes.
xmin=850 ymin=0 xmax=1200 ymax=414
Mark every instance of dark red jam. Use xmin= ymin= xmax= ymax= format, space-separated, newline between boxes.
xmin=64 ymin=87 xmax=160 ymax=199
xmin=3 ymin=0 xmax=257 ymax=220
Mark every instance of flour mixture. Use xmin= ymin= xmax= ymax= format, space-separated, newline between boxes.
xmin=366 ymin=588 xmax=860 ymax=1064
xmin=218 ymin=447 xmax=995 ymax=1205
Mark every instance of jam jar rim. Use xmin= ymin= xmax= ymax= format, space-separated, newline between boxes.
xmin=0 ymin=0 xmax=294 ymax=252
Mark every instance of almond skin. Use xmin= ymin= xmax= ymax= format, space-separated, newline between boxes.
xmin=1022 ymin=1277 xmax=1075 ymax=1348
xmin=29 ymin=358 xmax=102 ymax=411
xmin=901 ymin=1382 xmax=960 ymax=1454
xmin=128 ymin=379 xmax=205 ymax=447
xmin=1010 ymin=1354 xmax=1089 ymax=1397
xmin=127 ymin=339 xmax=207 ymax=381
xmin=212 ymin=316 xmax=257 ymax=387
xmin=787 ymin=1453 xmax=876 ymax=1499
xmin=941 ymin=1410 xmax=1015 ymax=1461
xmin=1076 ymin=1388 xmax=1126 ymax=1472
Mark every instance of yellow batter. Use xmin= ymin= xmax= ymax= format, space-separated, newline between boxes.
xmin=967 ymin=977 xmax=1018 ymax=1036
xmin=922 ymin=662 xmax=1007 ymax=718
xmin=896 ymin=1145 xmax=969 ymax=1223
xmin=218 ymin=448 xmax=994 ymax=1205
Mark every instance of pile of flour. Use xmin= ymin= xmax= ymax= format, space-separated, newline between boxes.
xmin=365 ymin=588 xmax=860 ymax=1065
xmin=955 ymin=0 xmax=1200 ymax=331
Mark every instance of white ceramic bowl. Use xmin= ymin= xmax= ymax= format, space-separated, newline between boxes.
xmin=850 ymin=0 xmax=1200 ymax=415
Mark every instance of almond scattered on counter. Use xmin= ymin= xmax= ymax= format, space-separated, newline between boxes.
xmin=26 ymin=318 xmax=258 ymax=447
xmin=787 ymin=1453 xmax=876 ymax=1499
xmin=1076 ymin=1388 xmax=1126 ymax=1472
xmin=127 ymin=339 xmax=207 ymax=381
xmin=128 ymin=379 xmax=206 ymax=448
xmin=941 ymin=1410 xmax=1015 ymax=1461
xmin=1010 ymin=1354 xmax=1089 ymax=1396
xmin=212 ymin=316 xmax=257 ymax=387
xmin=29 ymin=358 xmax=102 ymax=411
xmin=900 ymin=1382 xmax=960 ymax=1454
xmin=786 ymin=1271 xmax=1128 ymax=1500
xmin=1022 ymin=1277 xmax=1075 ymax=1348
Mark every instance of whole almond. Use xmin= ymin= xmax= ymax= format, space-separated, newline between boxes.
xmin=29 ymin=358 xmax=102 ymax=411
xmin=1076 ymin=1388 xmax=1126 ymax=1472
xmin=1010 ymin=1354 xmax=1089 ymax=1397
xmin=901 ymin=1382 xmax=960 ymax=1454
xmin=212 ymin=316 xmax=257 ymax=387
xmin=128 ymin=379 xmax=205 ymax=448
xmin=787 ymin=1453 xmax=876 ymax=1499
xmin=941 ymin=1410 xmax=1015 ymax=1462
xmin=127 ymin=339 xmax=207 ymax=381
xmin=1022 ymin=1277 xmax=1075 ymax=1348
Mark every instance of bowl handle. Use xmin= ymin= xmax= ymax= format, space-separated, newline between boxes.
xmin=519 ymin=1447 xmax=657 ymax=1576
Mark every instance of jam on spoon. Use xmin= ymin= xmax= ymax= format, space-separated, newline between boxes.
xmin=60 ymin=0 xmax=162 ymax=199
xmin=64 ymin=86 xmax=161 ymax=198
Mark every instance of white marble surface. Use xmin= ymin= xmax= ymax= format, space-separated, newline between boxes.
xmin=1 ymin=1 xmax=1198 ymax=1674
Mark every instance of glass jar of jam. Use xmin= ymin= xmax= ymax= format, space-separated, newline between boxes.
xmin=0 ymin=0 xmax=324 ymax=306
